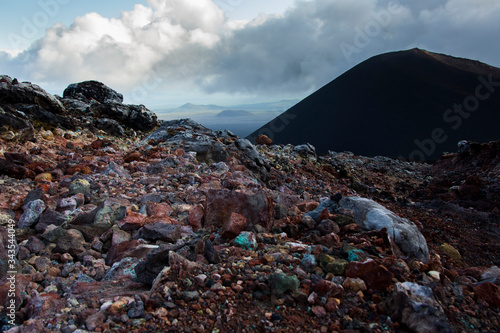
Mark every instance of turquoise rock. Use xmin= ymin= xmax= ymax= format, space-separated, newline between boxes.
xmin=234 ymin=232 xmax=257 ymax=250
xmin=348 ymin=249 xmax=367 ymax=262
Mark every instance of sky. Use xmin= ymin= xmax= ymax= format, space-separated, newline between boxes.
xmin=1 ymin=0 xmax=500 ymax=108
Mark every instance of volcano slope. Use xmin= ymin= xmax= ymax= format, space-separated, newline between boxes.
xmin=249 ymin=48 xmax=500 ymax=161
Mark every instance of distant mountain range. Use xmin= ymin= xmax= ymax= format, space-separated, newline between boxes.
xmin=154 ymin=99 xmax=299 ymax=137
xmin=248 ymin=48 xmax=500 ymax=160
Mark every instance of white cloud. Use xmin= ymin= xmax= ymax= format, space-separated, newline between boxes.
xmin=1 ymin=0 xmax=499 ymax=104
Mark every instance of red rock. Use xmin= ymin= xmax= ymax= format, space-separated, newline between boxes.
xmin=311 ymin=305 xmax=327 ymax=318
xmin=105 ymin=240 xmax=141 ymax=265
xmin=117 ymin=210 xmax=146 ymax=231
xmin=220 ymin=212 xmax=248 ymax=239
xmin=205 ymin=189 xmax=274 ymax=231
xmin=175 ymin=149 xmax=185 ymax=156
xmin=320 ymin=232 xmax=342 ymax=248
xmin=318 ymin=208 xmax=335 ymax=222
xmin=313 ymin=280 xmax=344 ymax=298
xmin=66 ymin=165 xmax=92 ymax=175
xmin=255 ymin=135 xmax=273 ymax=146
xmin=90 ymin=140 xmax=104 ymax=149
xmin=188 ymin=204 xmax=204 ymax=232
xmin=124 ymin=151 xmax=141 ymax=163
xmin=325 ymin=298 xmax=340 ymax=312
xmin=473 ymin=282 xmax=500 ymax=307
xmin=247 ymin=259 xmax=263 ymax=267
xmin=345 ymin=260 xmax=395 ymax=291
xmin=146 ymin=202 xmax=173 ymax=218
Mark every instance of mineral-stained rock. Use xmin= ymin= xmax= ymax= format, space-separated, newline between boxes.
xmin=234 ymin=232 xmax=257 ymax=251
xmin=385 ymin=282 xmax=453 ymax=333
xmin=268 ymin=273 xmax=300 ymax=295
xmin=68 ymin=178 xmax=91 ymax=196
xmin=318 ymin=253 xmax=348 ymax=276
xmin=205 ymin=189 xmax=274 ymax=231
xmin=345 ymin=259 xmax=394 ymax=291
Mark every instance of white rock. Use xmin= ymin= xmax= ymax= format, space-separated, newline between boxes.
xmin=340 ymin=197 xmax=429 ymax=263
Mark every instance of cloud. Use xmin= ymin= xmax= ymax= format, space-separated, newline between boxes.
xmin=1 ymin=0 xmax=499 ymax=102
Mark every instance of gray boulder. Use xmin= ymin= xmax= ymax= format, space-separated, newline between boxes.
xmin=339 ymin=197 xmax=429 ymax=263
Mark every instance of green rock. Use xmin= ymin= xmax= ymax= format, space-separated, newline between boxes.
xmin=439 ymin=243 xmax=462 ymax=262
xmin=334 ymin=215 xmax=355 ymax=227
xmin=69 ymin=179 xmax=91 ymax=195
xmin=268 ymin=273 xmax=299 ymax=295
xmin=234 ymin=232 xmax=257 ymax=250
xmin=318 ymin=253 xmax=348 ymax=275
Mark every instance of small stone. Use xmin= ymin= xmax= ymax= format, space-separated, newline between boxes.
xmin=188 ymin=204 xmax=204 ymax=232
xmin=481 ymin=266 xmax=500 ymax=281
xmin=204 ymin=239 xmax=220 ymax=264
xmin=136 ymin=223 xmax=180 ymax=243
xmin=343 ymin=277 xmax=367 ymax=292
xmin=146 ymin=202 xmax=173 ymax=217
xmin=34 ymin=256 xmax=52 ymax=271
xmin=220 ymin=212 xmax=248 ymax=240
xmin=301 ymin=254 xmax=317 ymax=273
xmin=234 ymin=232 xmax=257 ymax=251
xmin=311 ymin=306 xmax=327 ymax=318
xmin=25 ymin=236 xmax=45 ymax=254
xmin=18 ymin=199 xmax=46 ymax=229
xmin=35 ymin=173 xmax=52 ymax=183
xmin=313 ymin=279 xmax=344 ymax=297
xmin=255 ymin=135 xmax=273 ymax=146
xmin=268 ymin=273 xmax=299 ymax=295
xmin=124 ymin=151 xmax=141 ymax=163
xmin=439 ymin=243 xmax=462 ymax=262
xmin=318 ymin=253 xmax=347 ymax=275
xmin=316 ymin=219 xmax=339 ymax=235
xmin=345 ymin=259 xmax=394 ymax=291
xmin=182 ymin=291 xmax=200 ymax=302
xmin=68 ymin=179 xmax=91 ymax=195
xmin=117 ymin=211 xmax=146 ymax=231
xmin=86 ymin=311 xmax=106 ymax=331
xmin=61 ymin=253 xmax=74 ymax=263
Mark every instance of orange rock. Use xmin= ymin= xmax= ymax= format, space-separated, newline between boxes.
xmin=124 ymin=151 xmax=141 ymax=163
xmin=117 ymin=210 xmax=146 ymax=231
xmin=255 ymin=135 xmax=273 ymax=146
xmin=188 ymin=204 xmax=204 ymax=232
xmin=220 ymin=212 xmax=248 ymax=240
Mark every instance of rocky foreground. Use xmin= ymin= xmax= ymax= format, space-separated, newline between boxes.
xmin=0 ymin=76 xmax=499 ymax=332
